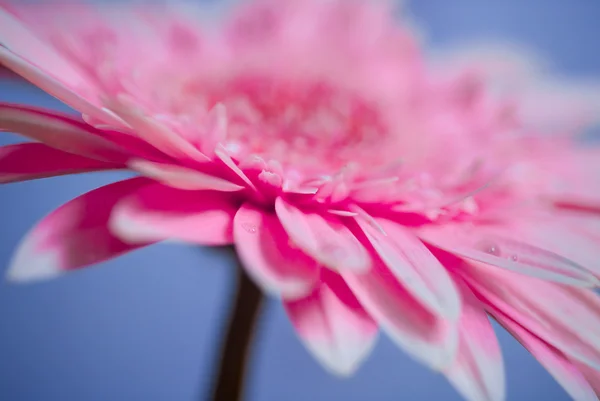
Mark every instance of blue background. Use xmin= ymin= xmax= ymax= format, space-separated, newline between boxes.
xmin=1 ymin=1 xmax=599 ymax=400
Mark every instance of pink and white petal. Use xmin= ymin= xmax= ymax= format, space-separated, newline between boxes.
xmin=109 ymin=182 xmax=239 ymax=245
xmin=505 ymin=217 xmax=600 ymax=278
xmin=419 ymin=222 xmax=599 ymax=287
xmin=444 ymin=278 xmax=505 ymax=401
xmin=284 ymin=272 xmax=378 ymax=376
xmin=0 ymin=8 xmax=86 ymax=89
xmin=355 ymin=214 xmax=461 ymax=320
xmin=275 ymin=197 xmax=370 ymax=272
xmin=574 ymin=360 xmax=600 ymax=396
xmin=128 ymin=159 xmax=244 ymax=192
xmin=6 ymin=177 xmax=154 ymax=282
xmin=108 ymin=95 xmax=210 ymax=162
xmin=0 ymin=142 xmax=122 ymax=183
xmin=461 ymin=262 xmax=600 ymax=371
xmin=492 ymin=309 xmax=598 ymax=401
xmin=341 ymin=254 xmax=458 ymax=370
xmin=0 ymin=47 xmax=123 ymax=127
xmin=0 ymin=103 xmax=131 ymax=163
xmin=233 ymin=203 xmax=319 ymax=299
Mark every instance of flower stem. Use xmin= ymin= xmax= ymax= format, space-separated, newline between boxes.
xmin=210 ymin=249 xmax=264 ymax=401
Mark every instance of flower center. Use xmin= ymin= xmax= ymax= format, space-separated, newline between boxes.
xmin=192 ymin=75 xmax=392 ymax=173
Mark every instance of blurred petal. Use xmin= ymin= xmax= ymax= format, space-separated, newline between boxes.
xmin=275 ymin=197 xmax=370 ymax=272
xmin=492 ymin=308 xmax=598 ymax=401
xmin=461 ymin=262 xmax=600 ymax=371
xmin=0 ymin=103 xmax=130 ymax=163
xmin=234 ymin=203 xmax=319 ymax=299
xmin=110 ymin=182 xmax=238 ymax=245
xmin=0 ymin=47 xmax=121 ymax=126
xmin=419 ymin=222 xmax=599 ymax=287
xmin=0 ymin=142 xmax=121 ymax=183
xmin=6 ymin=177 xmax=153 ymax=282
xmin=444 ymin=278 xmax=505 ymax=401
xmin=128 ymin=159 xmax=244 ymax=192
xmin=355 ymin=214 xmax=461 ymax=320
xmin=284 ymin=270 xmax=378 ymax=376
xmin=341 ymin=253 xmax=458 ymax=370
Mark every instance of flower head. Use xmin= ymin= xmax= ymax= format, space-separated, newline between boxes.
xmin=2 ymin=1 xmax=600 ymax=399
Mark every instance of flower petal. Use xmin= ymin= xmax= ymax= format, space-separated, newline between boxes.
xmin=419 ymin=222 xmax=599 ymax=287
xmin=284 ymin=271 xmax=378 ymax=376
xmin=109 ymin=182 xmax=239 ymax=245
xmin=341 ymin=254 xmax=458 ymax=370
xmin=0 ymin=46 xmax=122 ymax=127
xmin=6 ymin=177 xmax=153 ymax=282
xmin=233 ymin=203 xmax=319 ymax=299
xmin=274 ymin=197 xmax=370 ymax=272
xmin=0 ymin=142 xmax=121 ymax=183
xmin=444 ymin=278 xmax=505 ymax=401
xmin=0 ymin=103 xmax=131 ymax=163
xmin=461 ymin=262 xmax=600 ymax=372
xmin=128 ymin=159 xmax=244 ymax=192
xmin=492 ymin=308 xmax=598 ymax=401
xmin=109 ymin=95 xmax=210 ymax=162
xmin=355 ymin=214 xmax=461 ymax=320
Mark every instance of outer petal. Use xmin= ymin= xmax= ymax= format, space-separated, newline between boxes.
xmin=444 ymin=278 xmax=505 ymax=401
xmin=0 ymin=103 xmax=131 ymax=163
xmin=109 ymin=182 xmax=239 ymax=245
xmin=355 ymin=214 xmax=461 ymax=320
xmin=233 ymin=203 xmax=319 ymax=299
xmin=284 ymin=270 xmax=378 ymax=376
xmin=0 ymin=142 xmax=121 ymax=183
xmin=460 ymin=261 xmax=600 ymax=371
xmin=574 ymin=360 xmax=600 ymax=396
xmin=492 ymin=308 xmax=598 ymax=401
xmin=0 ymin=48 xmax=122 ymax=127
xmin=7 ymin=177 xmax=153 ymax=282
xmin=419 ymin=221 xmax=599 ymax=287
xmin=341 ymin=253 xmax=458 ymax=370
xmin=274 ymin=197 xmax=371 ymax=272
xmin=128 ymin=159 xmax=244 ymax=192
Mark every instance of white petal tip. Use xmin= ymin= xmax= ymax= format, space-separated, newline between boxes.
xmin=5 ymin=250 xmax=61 ymax=283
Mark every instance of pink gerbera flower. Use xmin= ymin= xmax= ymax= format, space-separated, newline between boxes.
xmin=2 ymin=1 xmax=600 ymax=399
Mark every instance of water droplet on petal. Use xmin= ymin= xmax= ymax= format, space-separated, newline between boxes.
xmin=510 ymin=254 xmax=519 ymax=261
xmin=478 ymin=241 xmax=501 ymax=256
xmin=242 ymin=223 xmax=257 ymax=234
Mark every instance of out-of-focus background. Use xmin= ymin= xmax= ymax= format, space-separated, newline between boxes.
xmin=1 ymin=1 xmax=599 ymax=400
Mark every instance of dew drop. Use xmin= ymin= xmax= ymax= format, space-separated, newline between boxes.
xmin=242 ymin=223 xmax=257 ymax=234
xmin=510 ymin=254 xmax=519 ymax=262
xmin=478 ymin=241 xmax=501 ymax=256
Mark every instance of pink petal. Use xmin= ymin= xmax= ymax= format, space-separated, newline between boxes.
xmin=492 ymin=308 xmax=598 ymax=401
xmin=284 ymin=271 xmax=378 ymax=376
xmin=574 ymin=360 xmax=600 ymax=396
xmin=0 ymin=46 xmax=122 ymax=127
xmin=233 ymin=203 xmax=319 ymax=299
xmin=128 ymin=159 xmax=245 ymax=192
xmin=109 ymin=182 xmax=239 ymax=245
xmin=274 ymin=197 xmax=371 ymax=272
xmin=355 ymin=214 xmax=461 ymax=320
xmin=108 ymin=95 xmax=210 ymax=162
xmin=504 ymin=218 xmax=600 ymax=279
xmin=0 ymin=142 xmax=121 ymax=183
xmin=419 ymin=222 xmax=599 ymax=287
xmin=0 ymin=103 xmax=131 ymax=163
xmin=444 ymin=278 xmax=505 ymax=401
xmin=0 ymin=8 xmax=83 ymax=88
xmin=341 ymin=253 xmax=458 ymax=370
xmin=7 ymin=177 xmax=153 ymax=282
xmin=461 ymin=262 xmax=600 ymax=371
